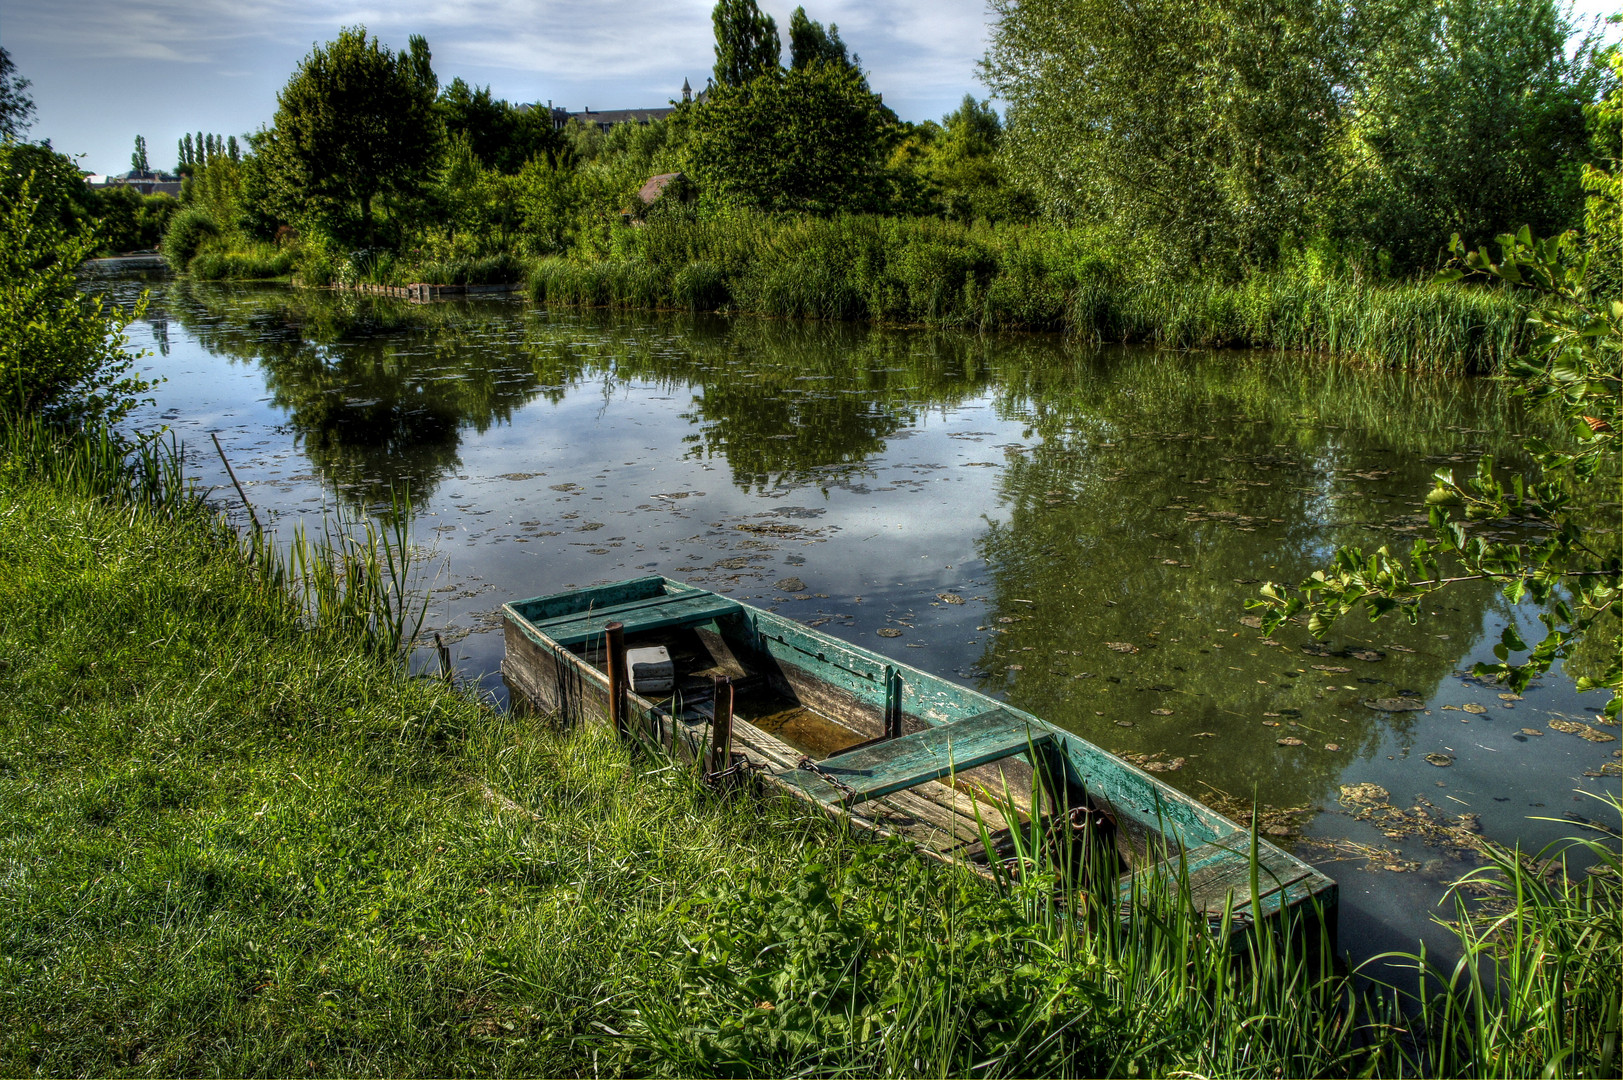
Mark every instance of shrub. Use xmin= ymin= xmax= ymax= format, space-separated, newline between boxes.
xmin=0 ymin=175 xmax=153 ymax=423
xmin=160 ymin=207 xmax=220 ymax=271
xmin=188 ymin=249 xmax=295 ymax=281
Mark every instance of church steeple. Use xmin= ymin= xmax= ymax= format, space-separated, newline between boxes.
xmin=682 ymin=77 xmax=692 ymax=104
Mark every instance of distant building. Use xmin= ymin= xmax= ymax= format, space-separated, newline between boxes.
xmin=86 ymin=168 xmax=182 ymax=197
xmin=534 ymin=78 xmax=707 ymax=134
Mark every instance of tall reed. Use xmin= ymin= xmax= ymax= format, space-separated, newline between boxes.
xmin=1377 ymin=792 xmax=1621 ymax=1079
xmin=0 ymin=414 xmax=429 ymax=661
xmin=529 ymin=210 xmax=1533 ymax=372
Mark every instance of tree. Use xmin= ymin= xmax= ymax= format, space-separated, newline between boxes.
xmin=712 ymin=0 xmax=781 ymax=88
xmin=902 ymin=95 xmax=1034 ymax=222
xmin=0 ymin=47 xmax=35 ymax=139
xmin=1348 ymin=0 xmax=1611 ymax=271
xmin=788 ymin=7 xmax=853 ymax=72
xmin=437 ymin=78 xmax=561 ymax=174
xmin=130 ymin=135 xmax=149 ymax=174
xmin=687 ymin=61 xmax=887 ymax=213
xmin=266 ymin=27 xmax=440 ymax=242
xmin=983 ymin=0 xmax=1353 ymax=276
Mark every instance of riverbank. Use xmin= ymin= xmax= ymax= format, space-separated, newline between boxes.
xmin=184 ymin=212 xmax=1533 ymax=374
xmin=2 ymin=418 xmax=1616 ymax=1077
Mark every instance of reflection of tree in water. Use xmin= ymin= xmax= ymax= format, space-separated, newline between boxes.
xmin=168 ymin=284 xmax=559 ymax=509
xmin=970 ymin=348 xmax=1541 ymax=811
xmin=522 ymin=314 xmax=1001 ymax=492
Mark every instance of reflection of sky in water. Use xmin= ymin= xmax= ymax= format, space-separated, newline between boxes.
xmin=113 ymin=276 xmax=1620 ymax=973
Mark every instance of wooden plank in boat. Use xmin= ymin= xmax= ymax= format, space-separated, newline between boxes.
xmin=533 ymin=591 xmax=743 ymax=647
xmin=1122 ymin=838 xmax=1317 ymax=918
xmin=777 ymin=708 xmax=1052 ymax=808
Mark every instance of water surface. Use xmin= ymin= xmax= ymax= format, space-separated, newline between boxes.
xmin=109 ymin=275 xmax=1621 ymax=968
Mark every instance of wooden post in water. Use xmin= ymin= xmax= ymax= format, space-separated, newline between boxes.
xmin=605 ymin=621 xmax=628 ymax=739
xmin=709 ymin=675 xmax=734 ymax=777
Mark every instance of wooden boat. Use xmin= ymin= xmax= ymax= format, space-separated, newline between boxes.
xmin=502 ymin=575 xmax=1337 ymax=938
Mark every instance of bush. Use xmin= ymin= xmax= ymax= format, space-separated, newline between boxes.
xmin=160 ymin=207 xmax=220 ymax=271
xmin=188 ymin=248 xmax=295 ymax=281
xmin=0 ymin=175 xmax=153 ymax=423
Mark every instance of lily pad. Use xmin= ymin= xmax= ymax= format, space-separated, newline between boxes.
xmin=1349 ymin=649 xmax=1386 ymax=662
xmin=1311 ymin=665 xmax=1351 ymax=673
xmin=876 ymin=628 xmax=903 ymax=638
xmin=1324 ymin=743 xmax=1341 ymax=752
xmin=1520 ymin=727 xmax=1544 ymax=736
xmin=1365 ymin=697 xmax=1426 ymax=712
xmin=1462 ymin=703 xmax=1487 ymax=714
xmin=1150 ymin=708 xmax=1173 ymax=716
xmin=1238 ymin=615 xmax=1263 ymax=629
xmin=1425 ymin=753 xmax=1454 ymax=767
xmin=1104 ymin=642 xmax=1139 ymax=654
xmin=774 ymin=577 xmax=807 ymax=593
xmin=1277 ymin=737 xmax=1305 ymax=746
xmin=936 ymin=593 xmax=965 ymax=605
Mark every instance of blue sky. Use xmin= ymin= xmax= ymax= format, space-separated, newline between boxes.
xmin=4 ymin=0 xmax=993 ymax=175
xmin=5 ymin=0 xmax=1618 ymax=177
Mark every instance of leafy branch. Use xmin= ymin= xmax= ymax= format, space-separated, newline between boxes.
xmin=1253 ymin=226 xmax=1621 ymax=717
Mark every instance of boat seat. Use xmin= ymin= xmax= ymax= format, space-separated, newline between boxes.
xmin=532 ymin=591 xmax=743 ymax=647
xmin=777 ymin=707 xmax=1052 ymax=808
xmin=1118 ymin=839 xmax=1318 ymax=920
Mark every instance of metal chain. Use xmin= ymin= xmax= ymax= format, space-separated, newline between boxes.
xmin=796 ymin=755 xmax=858 ymax=799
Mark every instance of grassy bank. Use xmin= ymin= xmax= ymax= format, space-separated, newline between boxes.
xmin=1 ymin=420 xmax=1616 ymax=1077
xmin=184 ymin=210 xmax=1532 ymax=373
xmin=526 ymin=212 xmax=1532 ymax=373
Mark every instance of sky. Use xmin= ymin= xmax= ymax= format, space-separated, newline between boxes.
xmin=3 ymin=0 xmax=993 ymax=175
xmin=5 ymin=0 xmax=1619 ymax=177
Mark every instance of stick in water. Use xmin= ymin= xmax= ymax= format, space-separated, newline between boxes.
xmin=211 ymin=431 xmax=261 ymax=532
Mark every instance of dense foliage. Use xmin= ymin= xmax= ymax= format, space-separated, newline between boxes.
xmin=257 ymin=27 xmax=439 ymax=243
xmin=984 ymin=0 xmax=1613 ymax=278
xmin=0 ymin=146 xmax=151 ymax=423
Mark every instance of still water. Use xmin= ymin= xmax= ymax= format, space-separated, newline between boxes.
xmin=108 ymin=274 xmax=1620 ymax=967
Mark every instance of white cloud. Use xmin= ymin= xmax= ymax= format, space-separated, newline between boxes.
xmin=8 ymin=0 xmax=992 ymax=172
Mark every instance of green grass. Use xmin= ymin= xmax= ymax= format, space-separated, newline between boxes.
xmin=0 ymin=418 xmax=1615 ymax=1077
xmin=188 ymin=246 xmax=296 ymax=281
xmin=526 ymin=210 xmax=1532 ymax=372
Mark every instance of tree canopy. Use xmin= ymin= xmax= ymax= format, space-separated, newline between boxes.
xmin=687 ymin=61 xmax=888 ymax=214
xmin=984 ymin=0 xmax=1352 ymax=276
xmin=263 ymin=27 xmax=440 ymax=242
xmin=788 ymin=7 xmax=854 ymax=72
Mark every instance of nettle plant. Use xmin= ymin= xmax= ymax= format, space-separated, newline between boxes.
xmin=1255 ymin=227 xmax=1621 ymax=718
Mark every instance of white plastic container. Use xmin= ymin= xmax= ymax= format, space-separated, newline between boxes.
xmin=624 ymin=644 xmax=675 ymax=695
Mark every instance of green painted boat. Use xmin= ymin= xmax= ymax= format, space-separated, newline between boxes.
xmin=502 ymin=575 xmax=1337 ymax=939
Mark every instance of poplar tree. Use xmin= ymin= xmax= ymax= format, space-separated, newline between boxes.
xmin=130 ymin=135 xmax=149 ymax=174
xmin=788 ymin=7 xmax=852 ymax=72
xmin=711 ymin=0 xmax=780 ymax=87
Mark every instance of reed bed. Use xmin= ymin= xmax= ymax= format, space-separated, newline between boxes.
xmin=528 ymin=211 xmax=1532 ymax=372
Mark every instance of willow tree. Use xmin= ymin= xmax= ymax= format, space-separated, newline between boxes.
xmin=265 ymin=27 xmax=439 ymax=242
xmin=982 ymin=0 xmax=1352 ymax=275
